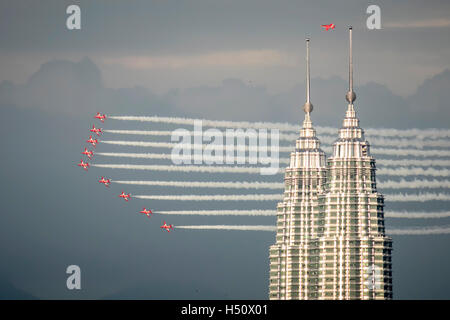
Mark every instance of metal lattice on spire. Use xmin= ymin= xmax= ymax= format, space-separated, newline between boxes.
xmin=345 ymin=26 xmax=356 ymax=104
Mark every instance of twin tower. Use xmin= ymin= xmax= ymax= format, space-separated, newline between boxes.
xmin=269 ymin=27 xmax=393 ymax=300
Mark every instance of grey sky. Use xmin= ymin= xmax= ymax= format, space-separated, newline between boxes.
xmin=0 ymin=0 xmax=449 ymax=300
xmin=1 ymin=0 xmax=450 ymax=95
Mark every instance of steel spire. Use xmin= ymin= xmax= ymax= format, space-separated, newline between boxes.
xmin=345 ymin=26 xmax=356 ymax=104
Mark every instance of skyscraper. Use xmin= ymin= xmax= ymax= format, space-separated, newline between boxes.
xmin=269 ymin=38 xmax=328 ymax=300
xmin=269 ymin=28 xmax=393 ymax=300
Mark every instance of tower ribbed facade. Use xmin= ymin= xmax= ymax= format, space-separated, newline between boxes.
xmin=269 ymin=28 xmax=393 ymax=300
xmin=269 ymin=39 xmax=328 ymax=299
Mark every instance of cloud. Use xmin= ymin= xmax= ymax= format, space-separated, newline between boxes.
xmin=102 ymin=50 xmax=296 ymax=69
xmin=385 ymin=18 xmax=450 ymax=28
xmin=1 ymin=57 xmax=450 ymax=129
xmin=0 ymin=57 xmax=176 ymax=117
xmin=408 ymin=69 xmax=450 ymax=127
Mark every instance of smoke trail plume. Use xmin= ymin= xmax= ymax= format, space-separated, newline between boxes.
xmin=371 ymin=148 xmax=450 ymax=157
xmin=101 ymin=140 xmax=447 ymax=158
xmin=92 ymin=163 xmax=450 ymax=177
xmin=95 ymin=152 xmax=450 ymax=168
xmin=96 ymin=152 xmax=290 ymax=164
xmin=377 ymin=159 xmax=450 ymax=167
xmin=387 ymin=226 xmax=450 ymax=235
xmin=157 ymin=210 xmax=275 ymax=216
xmin=134 ymin=194 xmax=283 ymax=201
xmin=92 ymin=164 xmax=263 ymax=173
xmin=319 ymin=135 xmax=450 ymax=149
xmin=135 ymin=193 xmax=448 ymax=202
xmin=97 ymin=152 xmax=174 ymax=160
xmin=109 ymin=115 xmax=450 ymax=139
xmin=113 ymin=178 xmax=450 ymax=190
xmin=368 ymin=137 xmax=450 ymax=149
xmin=364 ymin=128 xmax=450 ymax=140
xmin=101 ymin=140 xmax=292 ymax=153
xmin=174 ymin=224 xmax=450 ymax=234
xmin=386 ymin=192 xmax=450 ymax=202
xmin=379 ymin=179 xmax=450 ymax=189
xmin=113 ymin=180 xmax=285 ymax=189
xmin=158 ymin=210 xmax=450 ymax=218
xmin=91 ymin=164 xmax=450 ymax=177
xmin=109 ymin=115 xmax=299 ymax=131
xmin=104 ymin=129 xmax=298 ymax=142
xmin=322 ymin=146 xmax=450 ymax=158
xmin=385 ymin=211 xmax=450 ymax=219
xmin=104 ymin=129 xmax=450 ymax=149
xmin=175 ymin=225 xmax=277 ymax=231
xmin=378 ymin=167 xmax=450 ymax=177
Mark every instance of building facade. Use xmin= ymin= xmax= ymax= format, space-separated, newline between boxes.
xmin=269 ymin=39 xmax=328 ymax=300
xmin=269 ymin=28 xmax=393 ymax=300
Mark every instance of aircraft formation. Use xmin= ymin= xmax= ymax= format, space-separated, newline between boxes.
xmin=76 ymin=112 xmax=173 ymax=233
xmin=77 ymin=22 xmax=334 ymax=234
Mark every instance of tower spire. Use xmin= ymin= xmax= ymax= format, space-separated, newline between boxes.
xmin=303 ymin=38 xmax=313 ymax=116
xmin=345 ymin=26 xmax=356 ymax=104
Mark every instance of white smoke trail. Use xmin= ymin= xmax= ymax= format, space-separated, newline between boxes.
xmin=96 ymin=152 xmax=290 ymax=164
xmin=134 ymin=194 xmax=283 ymax=201
xmin=159 ymin=210 xmax=450 ymax=218
xmin=134 ymin=192 xmax=449 ymax=202
xmin=364 ymin=128 xmax=450 ymax=140
xmin=92 ymin=164 xmax=262 ymax=173
xmin=379 ymin=179 xmax=450 ymax=189
xmin=95 ymin=152 xmax=450 ymax=168
xmin=387 ymin=226 xmax=450 ymax=235
xmin=91 ymin=163 xmax=450 ymax=177
xmin=316 ymin=146 xmax=450 ymax=157
xmin=175 ymin=225 xmax=277 ymax=231
xmin=105 ymin=129 xmax=450 ymax=149
xmin=174 ymin=224 xmax=450 ymax=234
xmin=113 ymin=178 xmax=450 ymax=189
xmin=377 ymin=159 xmax=450 ymax=167
xmin=109 ymin=115 xmax=300 ymax=131
xmin=370 ymin=148 xmax=450 ymax=157
xmin=104 ymin=129 xmax=298 ymax=142
xmin=319 ymin=135 xmax=450 ymax=149
xmin=113 ymin=180 xmax=285 ymax=189
xmin=109 ymin=115 xmax=450 ymax=139
xmin=97 ymin=152 xmax=174 ymax=160
xmin=101 ymin=140 xmax=175 ymax=148
xmin=101 ymin=140 xmax=292 ymax=152
xmin=157 ymin=210 xmax=275 ymax=216
xmin=385 ymin=211 xmax=450 ymax=219
xmin=101 ymin=140 xmax=448 ymax=158
xmin=386 ymin=192 xmax=450 ymax=202
xmin=368 ymin=137 xmax=450 ymax=149
xmin=378 ymin=167 xmax=450 ymax=177
xmin=104 ymin=129 xmax=176 ymax=136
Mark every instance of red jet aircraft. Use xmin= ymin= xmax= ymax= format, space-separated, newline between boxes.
xmin=82 ymin=147 xmax=94 ymax=159
xmin=160 ymin=221 xmax=174 ymax=232
xmin=77 ymin=159 xmax=90 ymax=171
xmin=94 ymin=112 xmax=106 ymax=123
xmin=86 ymin=135 xmax=98 ymax=148
xmin=90 ymin=124 xmax=103 ymax=136
xmin=98 ymin=176 xmax=111 ymax=187
xmin=140 ymin=208 xmax=153 ymax=218
xmin=321 ymin=23 xmax=335 ymax=30
xmin=118 ymin=191 xmax=131 ymax=202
